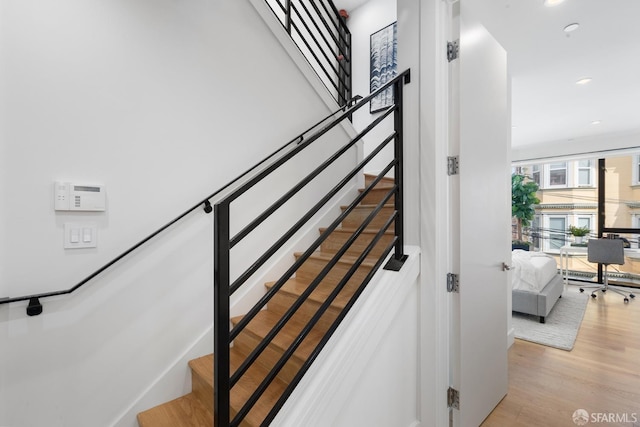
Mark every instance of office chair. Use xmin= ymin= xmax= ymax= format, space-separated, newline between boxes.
xmin=579 ymin=238 xmax=636 ymax=303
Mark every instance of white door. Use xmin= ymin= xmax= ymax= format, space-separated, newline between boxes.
xmin=449 ymin=1 xmax=510 ymax=426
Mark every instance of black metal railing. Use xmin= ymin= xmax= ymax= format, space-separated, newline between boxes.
xmin=214 ymin=68 xmax=410 ymax=426
xmin=266 ymin=0 xmax=351 ymax=107
xmin=0 ymin=96 xmax=361 ymax=316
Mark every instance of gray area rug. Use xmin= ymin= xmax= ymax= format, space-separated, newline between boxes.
xmin=512 ymin=286 xmax=588 ymax=351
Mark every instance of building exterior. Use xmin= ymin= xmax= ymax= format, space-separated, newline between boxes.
xmin=517 ymin=154 xmax=640 ymax=286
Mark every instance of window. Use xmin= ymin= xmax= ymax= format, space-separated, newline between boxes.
xmin=577 ymin=160 xmax=592 ymax=186
xmin=548 ymin=216 xmax=567 ymax=250
xmin=531 ymin=214 xmax=542 ymax=250
xmin=633 ymin=155 xmax=640 ymax=185
xmin=532 ymin=164 xmax=541 ymax=186
xmin=577 ymin=217 xmax=591 ymax=230
xmin=549 ymin=162 xmax=567 ymax=186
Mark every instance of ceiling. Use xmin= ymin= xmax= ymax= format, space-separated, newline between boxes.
xmin=336 ymin=0 xmax=640 ymax=151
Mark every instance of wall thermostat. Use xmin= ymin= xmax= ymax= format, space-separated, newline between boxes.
xmin=54 ymin=181 xmax=106 ymax=211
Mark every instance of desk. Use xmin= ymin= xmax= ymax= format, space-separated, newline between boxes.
xmin=559 ymin=245 xmax=587 ymax=285
xmin=559 ymin=244 xmax=640 ymax=284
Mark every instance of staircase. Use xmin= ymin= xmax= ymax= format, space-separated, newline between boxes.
xmin=137 ymin=174 xmax=395 ymax=427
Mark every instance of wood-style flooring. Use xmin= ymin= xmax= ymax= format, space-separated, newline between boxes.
xmin=482 ymin=284 xmax=640 ymax=427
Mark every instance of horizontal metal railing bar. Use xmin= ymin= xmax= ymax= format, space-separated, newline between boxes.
xmin=268 ymin=0 xmax=350 ymax=62
xmin=0 ymin=96 xmax=358 ymax=307
xmin=259 ymin=214 xmax=398 ymax=426
xmin=216 ymin=68 xmax=410 ymax=425
xmin=306 ymin=0 xmax=350 ymax=70
xmin=229 ymin=181 xmax=395 ymax=388
xmin=228 ymin=152 xmax=397 ymax=338
xmin=319 ymin=0 xmax=349 ymax=45
xmin=231 ymin=191 xmax=396 ymax=425
xmin=221 ymin=70 xmax=408 ymax=207
xmin=228 ymin=124 xmax=396 ymax=295
xmin=324 ymin=0 xmax=350 ymax=39
xmin=294 ymin=2 xmax=337 ymax=57
xmin=289 ymin=16 xmax=344 ymax=98
xmin=296 ymin=1 xmax=350 ymax=77
xmin=229 ymin=106 xmax=395 ymax=250
xmin=271 ymin=0 xmax=285 ymax=13
xmin=264 ymin=237 xmax=398 ymax=425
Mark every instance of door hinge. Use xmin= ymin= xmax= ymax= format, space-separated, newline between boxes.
xmin=446 ymin=273 xmax=459 ymax=293
xmin=447 ymin=156 xmax=459 ymax=176
xmin=447 ymin=39 xmax=459 ymax=62
xmin=447 ymin=387 xmax=460 ymax=410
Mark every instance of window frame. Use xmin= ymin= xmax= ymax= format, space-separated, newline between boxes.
xmin=546 ymin=162 xmax=568 ymax=188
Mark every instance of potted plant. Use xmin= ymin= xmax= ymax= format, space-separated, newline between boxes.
xmin=512 ymin=174 xmax=540 ymax=250
xmin=569 ymin=225 xmax=590 ymax=244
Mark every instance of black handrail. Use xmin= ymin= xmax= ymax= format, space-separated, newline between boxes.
xmin=214 ymin=68 xmax=411 ymax=427
xmin=0 ymin=97 xmax=359 ymax=316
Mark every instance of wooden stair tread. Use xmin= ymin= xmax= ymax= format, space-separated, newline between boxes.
xmin=294 ymin=250 xmax=378 ymax=267
xmin=319 ymin=226 xmax=394 ymax=235
xmin=358 ymin=185 xmax=394 ymax=191
xmin=364 ymin=173 xmax=395 ymax=184
xmin=187 ymin=352 xmax=289 ymax=427
xmin=137 ymin=393 xmax=213 ymax=427
xmin=138 ymin=171 xmax=392 ymax=426
xmin=264 ymin=277 xmax=353 ymax=311
xmin=341 ymin=203 xmax=395 ymax=209
xmin=189 ymin=354 xmax=214 ymax=389
xmin=231 ymin=305 xmax=328 ymax=359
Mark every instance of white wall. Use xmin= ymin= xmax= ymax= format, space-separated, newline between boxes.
xmin=346 ymin=0 xmax=397 ymax=176
xmin=272 ymin=247 xmax=421 ymax=427
xmin=0 ymin=0 xmax=345 ymax=298
xmin=0 ymin=1 xmax=357 ymax=426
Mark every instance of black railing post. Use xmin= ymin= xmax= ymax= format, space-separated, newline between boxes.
xmin=384 ymin=75 xmax=409 ymax=271
xmin=214 ymin=201 xmax=231 ymax=427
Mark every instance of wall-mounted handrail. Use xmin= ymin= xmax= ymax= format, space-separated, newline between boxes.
xmin=0 ymin=97 xmax=359 ymax=316
xmin=215 ymin=68 xmax=411 ymax=427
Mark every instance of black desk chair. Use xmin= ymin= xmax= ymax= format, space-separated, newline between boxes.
xmin=580 ymin=238 xmax=636 ymax=303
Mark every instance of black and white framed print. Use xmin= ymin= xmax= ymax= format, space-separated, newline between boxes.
xmin=369 ymin=22 xmax=397 ymax=113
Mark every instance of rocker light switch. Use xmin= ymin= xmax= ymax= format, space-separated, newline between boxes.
xmin=83 ymin=228 xmax=92 ymax=243
xmin=64 ymin=223 xmax=97 ymax=249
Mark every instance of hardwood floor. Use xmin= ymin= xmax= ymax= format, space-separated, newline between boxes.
xmin=482 ymin=284 xmax=640 ymax=427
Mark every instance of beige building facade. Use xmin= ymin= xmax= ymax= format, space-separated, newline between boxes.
xmin=516 ymin=154 xmax=640 ymax=287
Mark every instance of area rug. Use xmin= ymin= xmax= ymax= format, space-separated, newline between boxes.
xmin=512 ymin=286 xmax=588 ymax=351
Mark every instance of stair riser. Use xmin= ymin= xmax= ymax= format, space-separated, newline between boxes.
xmin=191 ymin=371 xmax=214 ymax=415
xmin=341 ymin=206 xmax=395 ymax=230
xmin=360 ymin=187 xmax=395 ymax=205
xmin=364 ymin=174 xmax=395 ymax=187
xmin=320 ymin=231 xmax=394 ymax=258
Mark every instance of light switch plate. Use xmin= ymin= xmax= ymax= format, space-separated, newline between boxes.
xmin=64 ymin=223 xmax=97 ymax=249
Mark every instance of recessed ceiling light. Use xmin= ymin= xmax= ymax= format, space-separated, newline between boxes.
xmin=576 ymin=77 xmax=592 ymax=85
xmin=591 ymin=120 xmax=601 ymax=125
xmin=564 ymin=23 xmax=580 ymax=32
xmin=544 ymin=0 xmax=565 ymax=6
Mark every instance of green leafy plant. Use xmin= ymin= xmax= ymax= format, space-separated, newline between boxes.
xmin=568 ymin=225 xmax=590 ymax=237
xmin=511 ymin=174 xmax=540 ymax=242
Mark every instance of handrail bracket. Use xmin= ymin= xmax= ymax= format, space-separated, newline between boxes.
xmin=27 ymin=297 xmax=43 ymax=316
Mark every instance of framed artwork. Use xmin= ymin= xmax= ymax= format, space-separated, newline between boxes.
xmin=369 ymin=22 xmax=397 ymax=113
